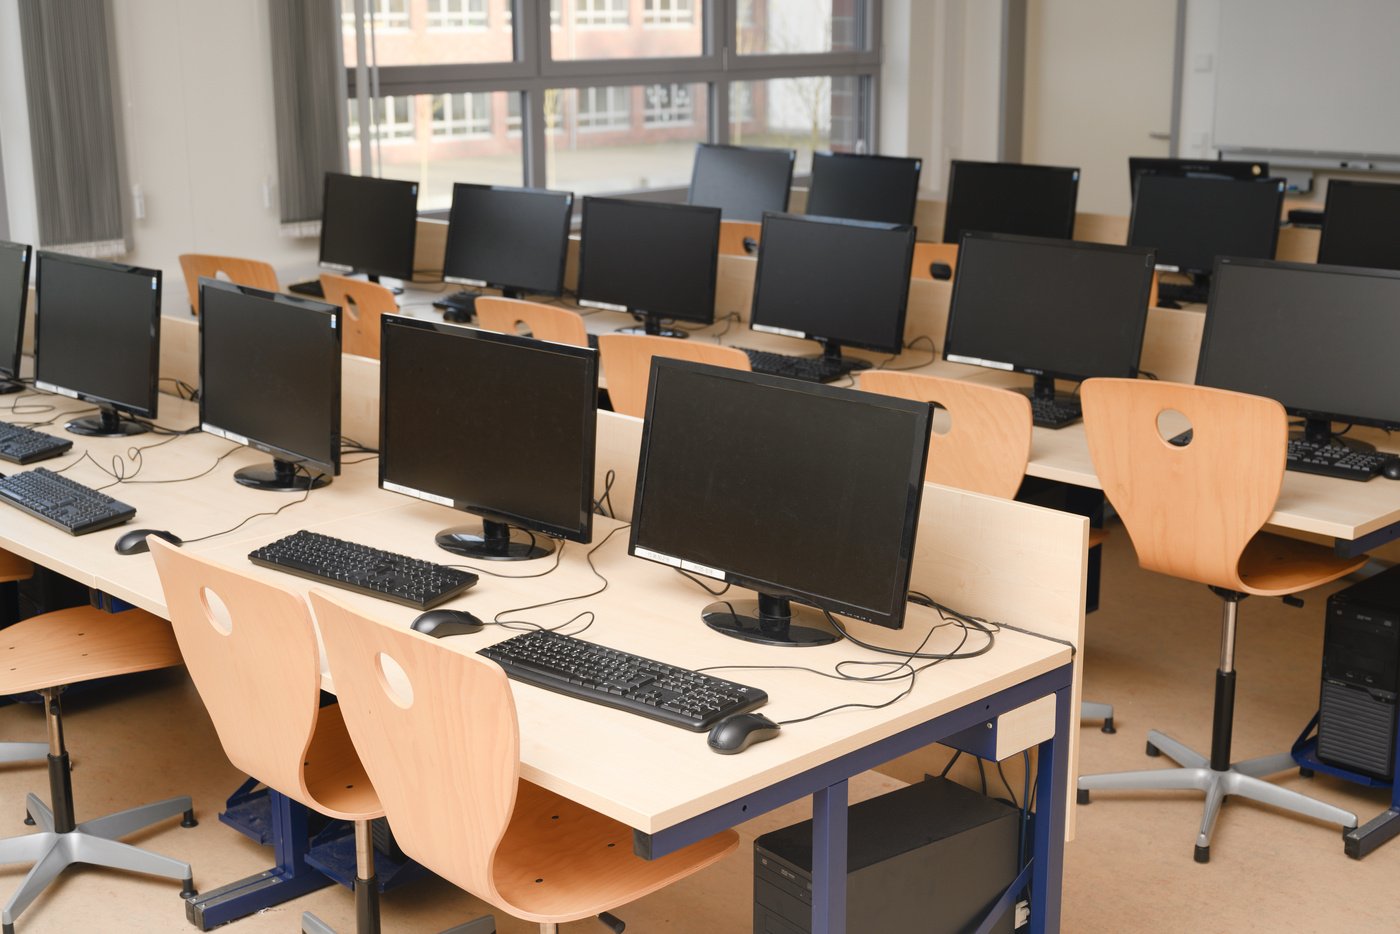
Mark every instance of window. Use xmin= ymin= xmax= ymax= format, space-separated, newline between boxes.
xmin=433 ymin=93 xmax=492 ymax=139
xmin=644 ymin=0 xmax=695 ymax=26
xmin=346 ymin=96 xmax=416 ymax=145
xmin=341 ymin=0 xmax=408 ymax=32
xmin=730 ymin=82 xmax=755 ymax=124
xmin=737 ymin=0 xmax=864 ymax=55
xmin=576 ymin=86 xmax=632 ymax=131
xmin=643 ymin=83 xmax=694 ymax=126
xmin=575 ymin=0 xmax=629 ymax=28
xmin=547 ymin=85 xmax=706 ymax=196
xmin=506 ymin=93 xmax=522 ymax=134
xmin=426 ymin=0 xmax=488 ymax=30
xmin=728 ymin=76 xmax=863 ymax=173
xmin=506 ymin=1 xmax=562 ymax=27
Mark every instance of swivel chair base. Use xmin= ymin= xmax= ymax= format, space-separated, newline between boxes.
xmin=0 ymin=745 xmax=46 ymax=766
xmin=1080 ymin=700 xmax=1116 ymax=734
xmin=301 ymin=910 xmax=497 ymax=933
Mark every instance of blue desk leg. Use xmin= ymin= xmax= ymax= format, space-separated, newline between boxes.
xmin=811 ymin=779 xmax=849 ymax=934
xmin=1030 ymin=684 xmax=1072 ymax=934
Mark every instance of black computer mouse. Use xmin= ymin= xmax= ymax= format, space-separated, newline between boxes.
xmin=410 ymin=609 xmax=485 ymax=638
xmin=1383 ymin=457 xmax=1400 ymax=481
xmin=707 ymin=712 xmax=781 ymax=755
xmin=742 ymin=237 xmax=759 ymax=255
xmin=114 ymin=529 xmax=182 ymax=556
xmin=929 ymin=262 xmax=953 ymax=281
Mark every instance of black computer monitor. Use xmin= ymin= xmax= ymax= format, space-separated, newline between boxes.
xmin=34 ymin=253 xmax=162 ymax=437
xmin=379 ymin=315 xmax=598 ymax=561
xmin=1128 ymin=156 xmax=1269 ymax=191
xmin=942 ymin=160 xmax=1080 ymax=244
xmin=1196 ymin=256 xmax=1400 ymax=452
xmin=630 ymin=359 xmax=932 ymax=647
xmin=1128 ymin=175 xmax=1284 ymax=279
xmin=577 ymin=197 xmax=720 ymax=339
xmin=748 ymin=213 xmax=915 ymax=374
xmin=199 ymin=280 xmax=341 ymax=491
xmin=1317 ymin=180 xmax=1400 ymax=272
xmin=805 ymin=152 xmax=922 ymax=226
xmin=443 ymin=183 xmax=574 ymax=298
xmin=320 ymin=172 xmax=419 ymax=283
xmin=688 ymin=143 xmax=795 ymax=222
xmin=943 ymin=233 xmax=1156 ymax=413
xmin=0 ymin=240 xmax=32 ymax=394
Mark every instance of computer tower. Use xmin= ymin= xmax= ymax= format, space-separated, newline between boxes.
xmin=1318 ymin=568 xmax=1400 ymax=780
xmin=753 ymin=776 xmax=1019 ymax=934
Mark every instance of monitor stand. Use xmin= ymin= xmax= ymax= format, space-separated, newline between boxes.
xmin=436 ymin=518 xmax=554 ymax=561
xmin=0 ymin=379 xmax=22 ymax=395
xmin=234 ymin=458 xmax=332 ymax=492
xmin=617 ymin=313 xmax=689 ymax=340
xmin=811 ymin=339 xmax=872 ymax=376
xmin=366 ymin=274 xmax=405 ymax=296
xmin=1292 ymin=417 xmax=1376 ymax=454
xmin=1016 ymin=375 xmax=1079 ymax=409
xmin=67 ymin=407 xmax=149 ymax=438
xmin=442 ymin=287 xmax=522 ymax=324
xmin=702 ymin=593 xmax=840 ymax=647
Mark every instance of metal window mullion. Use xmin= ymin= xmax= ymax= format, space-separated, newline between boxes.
xmin=516 ymin=0 xmax=547 ymax=188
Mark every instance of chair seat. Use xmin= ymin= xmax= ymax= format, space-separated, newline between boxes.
xmin=1236 ymin=532 xmax=1367 ymax=597
xmin=302 ymin=702 xmax=384 ymax=822
xmin=0 ymin=606 xmax=183 ymax=695
xmin=493 ymin=779 xmax=738 ymax=924
xmin=1088 ymin=527 xmax=1109 ymax=549
xmin=0 ymin=550 xmax=33 ymax=584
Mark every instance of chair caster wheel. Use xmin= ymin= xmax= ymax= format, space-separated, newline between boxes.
xmin=1299 ymin=767 xmax=1314 ymax=779
xmin=1146 ymin=741 xmax=1161 ymax=757
xmin=1077 ymin=789 xmax=1091 ymax=805
xmin=1194 ymin=845 xmax=1210 ymax=864
xmin=181 ymin=809 xmax=198 ymax=828
xmin=22 ymin=811 xmax=33 ymax=826
xmin=1101 ymin=717 xmax=1116 ymax=734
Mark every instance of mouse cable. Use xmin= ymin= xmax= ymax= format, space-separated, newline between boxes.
xmin=913 ymin=591 xmax=1077 ymax=659
xmin=53 ymin=429 xmax=203 ymax=487
xmin=178 ymin=468 xmax=323 ymax=545
xmin=112 ymin=440 xmax=244 ymax=487
xmin=487 ymin=522 xmax=631 ymax=635
xmin=874 ymin=334 xmax=938 ymax=371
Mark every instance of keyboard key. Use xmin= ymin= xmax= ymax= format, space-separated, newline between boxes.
xmin=0 ymin=468 xmax=134 ymax=535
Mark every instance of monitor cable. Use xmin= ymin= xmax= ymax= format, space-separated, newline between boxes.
xmin=177 ymin=467 xmax=324 ymax=545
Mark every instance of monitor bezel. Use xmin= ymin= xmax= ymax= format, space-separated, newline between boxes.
xmin=942 ymin=159 xmax=1081 ymax=244
xmin=805 ymin=151 xmax=924 ymax=226
xmin=0 ymin=240 xmax=32 ymax=382
xmin=749 ymin=211 xmax=916 ymax=356
xmin=941 ymin=231 xmax=1157 ymax=384
xmin=686 ymin=142 xmax=796 ymax=220
xmin=318 ymin=171 xmax=420 ymax=281
xmin=1317 ymin=178 xmax=1400 ymax=269
xmin=197 ymin=278 xmax=343 ymax=477
xmin=33 ymin=251 xmax=163 ymax=420
xmin=442 ymin=182 xmax=575 ymax=296
xmin=629 ymin=358 xmax=931 ymax=631
xmin=1127 ymin=174 xmax=1285 ymax=276
xmin=575 ymin=196 xmax=721 ymax=327
xmin=1127 ymin=156 xmax=1269 ymax=190
xmin=1196 ymin=255 xmax=1400 ymax=434
xmin=377 ymin=313 xmax=599 ymax=544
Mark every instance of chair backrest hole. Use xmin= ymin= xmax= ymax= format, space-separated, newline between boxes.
xmin=214 ymin=269 xmax=233 ymax=283
xmin=513 ymin=319 xmax=533 ymax=338
xmin=345 ymin=296 xmax=362 ymax=321
xmin=929 ymin=401 xmax=952 ymax=436
xmin=376 ymin=652 xmax=414 ymax=709
xmin=1156 ymin=408 xmax=1193 ymax=446
xmin=199 ymin=587 xmax=233 ymax=636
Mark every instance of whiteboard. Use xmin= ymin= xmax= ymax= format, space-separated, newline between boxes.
xmin=1213 ymin=0 xmax=1400 ymax=157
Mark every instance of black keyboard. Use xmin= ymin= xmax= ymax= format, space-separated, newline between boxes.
xmin=431 ymin=291 xmax=478 ymax=321
xmin=248 ymin=530 xmax=479 ymax=609
xmin=1030 ymin=396 xmax=1082 ymax=429
xmin=0 ymin=422 xmax=73 ymax=465
xmin=0 ymin=467 xmax=135 ymax=535
xmin=1156 ymin=281 xmax=1211 ymax=307
xmin=1286 ymin=439 xmax=1388 ymax=481
xmin=479 ymin=629 xmax=768 ymax=732
xmin=738 ymin=348 xmax=866 ymax=384
xmin=287 ymin=280 xmax=325 ymax=298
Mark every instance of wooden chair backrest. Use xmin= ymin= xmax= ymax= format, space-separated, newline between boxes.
xmin=309 ymin=590 xmax=518 ymax=903
xmin=597 ymin=333 xmax=751 ymax=418
xmin=910 ymin=242 xmax=959 ymax=282
xmin=474 ymin=297 xmax=589 ymax=347
xmin=1080 ymin=378 xmax=1287 ymax=590
xmin=319 ymin=274 xmax=398 ymax=359
xmin=149 ymin=540 xmax=325 ymax=808
xmin=178 ymin=254 xmax=279 ymax=314
xmin=717 ymin=220 xmax=762 ymax=257
xmin=859 ymin=372 xmax=1031 ymax=498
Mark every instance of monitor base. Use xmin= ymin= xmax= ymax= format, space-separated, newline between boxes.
xmin=436 ymin=521 xmax=554 ymax=561
xmin=67 ymin=411 xmax=149 ymax=438
xmin=702 ymin=598 xmax=840 ymax=647
xmin=234 ymin=461 xmax=332 ymax=492
xmin=617 ymin=324 xmax=689 ymax=340
xmin=1291 ymin=426 xmax=1376 ymax=454
xmin=0 ymin=380 xmax=23 ymax=395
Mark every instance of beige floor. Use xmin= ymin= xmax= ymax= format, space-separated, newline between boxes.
xmin=0 ymin=528 xmax=1397 ymax=932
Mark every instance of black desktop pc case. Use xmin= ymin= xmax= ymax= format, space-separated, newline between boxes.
xmin=1318 ymin=568 xmax=1400 ymax=780
xmin=753 ymin=777 xmax=1018 ymax=933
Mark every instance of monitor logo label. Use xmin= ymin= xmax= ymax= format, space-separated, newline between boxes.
xmin=634 ymin=547 xmax=682 ymax=568
xmin=382 ymin=480 xmax=453 ymax=508
xmin=680 ymin=559 xmax=724 ymax=580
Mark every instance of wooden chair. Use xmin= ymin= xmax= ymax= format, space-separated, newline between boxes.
xmin=148 ymin=541 xmax=423 ymax=934
xmin=597 ymin=334 xmax=750 ymax=419
xmin=178 ymin=254 xmax=279 ymax=315
xmin=0 ymin=550 xmax=45 ymax=767
xmin=717 ymin=219 xmax=762 ymax=257
xmin=910 ymin=242 xmax=959 ymax=282
xmin=1076 ymin=378 xmax=1363 ymax=862
xmin=0 ymin=605 xmax=195 ymax=931
xmin=310 ymin=590 xmax=738 ymax=934
xmin=320 ymin=274 xmax=398 ymax=360
xmin=474 ymin=297 xmax=589 ymax=348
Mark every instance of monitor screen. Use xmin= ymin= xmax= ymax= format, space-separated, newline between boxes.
xmin=805 ymin=152 xmax=922 ymax=226
xmin=943 ymin=233 xmax=1156 ymax=383
xmin=630 ymin=360 xmax=931 ymax=632
xmin=199 ymin=280 xmax=342 ymax=476
xmin=749 ymin=213 xmax=915 ymax=355
xmin=34 ymin=252 xmax=161 ymax=418
xmin=442 ymin=183 xmax=574 ymax=295
xmin=1196 ymin=257 xmax=1400 ymax=432
xmin=319 ymin=172 xmax=419 ymax=281
xmin=1128 ymin=156 xmax=1268 ymax=190
xmin=688 ymin=143 xmax=795 ymax=222
xmin=942 ymin=160 xmax=1080 ymax=244
xmin=379 ymin=315 xmax=598 ymax=544
xmin=576 ymin=197 xmax=720 ymax=326
xmin=1318 ymin=180 xmax=1400 ymax=271
xmin=0 ymin=241 xmax=31 ymax=382
xmin=1128 ymin=175 xmax=1284 ymax=275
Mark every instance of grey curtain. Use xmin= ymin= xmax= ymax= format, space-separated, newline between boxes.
xmin=269 ymin=0 xmax=348 ymax=233
xmin=17 ymin=0 xmax=125 ymax=253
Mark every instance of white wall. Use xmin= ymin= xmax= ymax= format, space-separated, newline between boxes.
xmin=0 ymin=1 xmax=39 ymax=250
